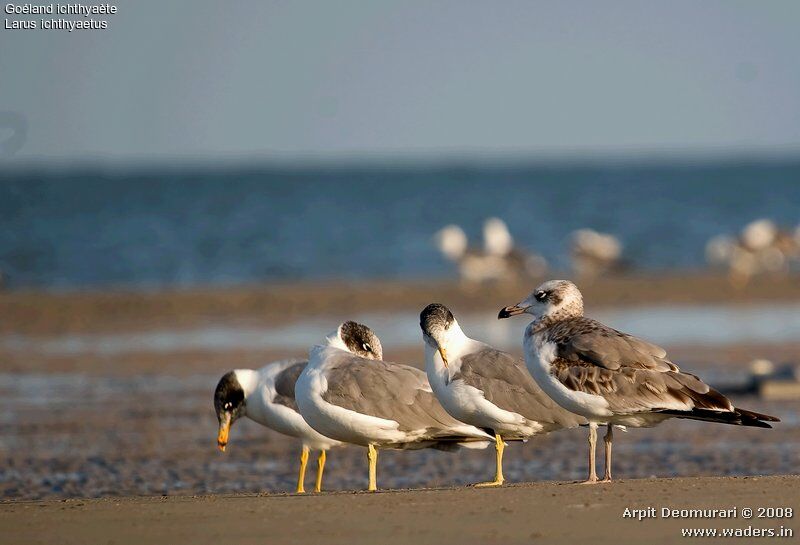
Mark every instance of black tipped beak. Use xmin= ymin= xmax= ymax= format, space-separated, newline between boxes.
xmin=498 ymin=305 xmax=527 ymax=319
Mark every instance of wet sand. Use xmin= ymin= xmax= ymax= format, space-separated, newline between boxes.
xmin=5 ymin=273 xmax=800 ymax=336
xmin=2 ymin=476 xmax=797 ymax=545
xmin=1 ymin=359 xmax=794 ymax=501
xmin=1 ymin=274 xmax=798 ymax=543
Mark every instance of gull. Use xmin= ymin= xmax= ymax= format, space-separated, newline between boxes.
xmin=433 ymin=218 xmax=546 ymax=284
xmin=214 ymin=360 xmax=342 ymax=493
xmin=570 ymin=229 xmax=623 ymax=279
xmin=706 ymin=219 xmax=799 ymax=287
xmin=434 ymin=224 xmax=507 ymax=283
xmin=420 ymin=303 xmax=585 ymax=486
xmin=484 ymin=217 xmax=548 ymax=278
xmin=296 ymin=321 xmax=492 ymax=491
xmin=499 ymin=280 xmax=779 ymax=483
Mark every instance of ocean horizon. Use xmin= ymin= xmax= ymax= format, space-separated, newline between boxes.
xmin=2 ymin=157 xmax=800 ymax=290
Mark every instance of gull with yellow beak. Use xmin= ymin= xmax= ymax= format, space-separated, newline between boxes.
xmin=213 ymin=360 xmax=342 ymax=493
xmin=420 ymin=303 xmax=585 ymax=486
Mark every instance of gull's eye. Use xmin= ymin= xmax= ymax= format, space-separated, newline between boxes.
xmin=223 ymin=401 xmax=232 ymax=410
xmin=534 ymin=290 xmax=547 ymax=302
xmin=362 ymin=343 xmax=372 ymax=353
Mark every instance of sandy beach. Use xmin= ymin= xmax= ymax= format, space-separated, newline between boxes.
xmin=2 ymin=476 xmax=797 ymax=545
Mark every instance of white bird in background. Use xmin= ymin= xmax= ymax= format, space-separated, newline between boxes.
xmin=214 ymin=360 xmax=342 ymax=494
xmin=570 ymin=228 xmax=623 ymax=279
xmin=433 ymin=217 xmax=547 ymax=284
xmin=706 ymin=218 xmax=799 ymax=287
xmin=483 ymin=217 xmax=515 ymax=257
xmin=296 ymin=321 xmax=492 ymax=491
xmin=741 ymin=218 xmax=778 ymax=252
xmin=705 ymin=234 xmax=738 ymax=267
xmin=499 ymin=280 xmax=779 ymax=484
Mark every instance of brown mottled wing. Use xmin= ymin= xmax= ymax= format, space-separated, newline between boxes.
xmin=454 ymin=347 xmax=584 ymax=427
xmin=321 ymin=353 xmax=480 ymax=438
xmin=550 ymin=318 xmax=733 ymax=414
xmin=272 ymin=360 xmax=307 ymax=411
xmin=550 ymin=317 xmax=674 ymax=372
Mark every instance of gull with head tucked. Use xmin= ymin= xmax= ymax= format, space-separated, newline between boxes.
xmin=420 ymin=303 xmax=585 ymax=486
xmin=295 ymin=321 xmax=492 ymax=491
xmin=499 ymin=280 xmax=779 ymax=483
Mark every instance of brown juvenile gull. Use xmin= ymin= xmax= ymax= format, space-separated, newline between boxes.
xmin=295 ymin=321 xmax=492 ymax=491
xmin=499 ymin=280 xmax=780 ymax=483
xmin=420 ymin=303 xmax=585 ymax=486
xmin=214 ymin=360 xmax=342 ymax=493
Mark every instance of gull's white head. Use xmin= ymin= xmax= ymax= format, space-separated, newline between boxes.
xmin=327 ymin=320 xmax=384 ymax=360
xmin=498 ymin=279 xmax=584 ymax=322
xmin=419 ymin=303 xmax=466 ymax=367
xmin=434 ymin=225 xmax=468 ymax=261
xmin=483 ymin=217 xmax=513 ymax=256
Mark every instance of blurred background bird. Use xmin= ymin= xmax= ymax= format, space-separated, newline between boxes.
xmin=433 ymin=218 xmax=547 ymax=285
xmin=706 ymin=219 xmax=800 ymax=288
xmin=569 ymin=229 xmax=625 ymax=280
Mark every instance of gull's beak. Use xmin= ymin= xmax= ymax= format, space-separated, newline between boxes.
xmin=217 ymin=414 xmax=231 ymax=452
xmin=438 ymin=347 xmax=448 ymax=367
xmin=498 ymin=303 xmax=529 ymax=319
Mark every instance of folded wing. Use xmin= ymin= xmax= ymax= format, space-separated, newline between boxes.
xmin=549 ymin=318 xmax=778 ymax=427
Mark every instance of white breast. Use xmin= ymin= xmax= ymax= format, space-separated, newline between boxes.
xmin=424 ymin=341 xmax=539 ymax=436
xmin=524 ymin=330 xmax=612 ymax=422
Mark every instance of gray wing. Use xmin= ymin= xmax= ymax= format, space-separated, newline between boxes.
xmin=272 ymin=360 xmax=307 ymax=411
xmin=321 ymin=353 xmax=481 ymax=439
xmin=549 ymin=318 xmax=733 ymax=414
xmin=454 ymin=347 xmax=584 ymax=427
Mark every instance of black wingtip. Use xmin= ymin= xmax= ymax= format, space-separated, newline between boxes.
xmin=658 ymin=408 xmax=779 ymax=428
xmin=736 ymin=407 xmax=781 ymax=424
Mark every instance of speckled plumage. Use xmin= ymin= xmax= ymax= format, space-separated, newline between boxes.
xmin=504 ymin=279 xmax=780 ymax=482
xmin=540 ymin=316 xmax=776 ymax=424
xmin=515 ymin=280 xmax=779 ymax=427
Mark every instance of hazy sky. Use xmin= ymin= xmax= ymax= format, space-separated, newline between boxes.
xmin=1 ymin=0 xmax=799 ymax=161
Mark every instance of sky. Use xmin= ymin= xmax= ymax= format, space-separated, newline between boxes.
xmin=1 ymin=0 xmax=799 ymax=162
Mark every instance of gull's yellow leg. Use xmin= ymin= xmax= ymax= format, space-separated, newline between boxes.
xmin=367 ymin=444 xmax=378 ymax=491
xmin=296 ymin=445 xmax=309 ymax=494
xmin=601 ymin=424 xmax=613 ymax=483
xmin=474 ymin=434 xmax=505 ymax=487
xmin=314 ymin=450 xmax=326 ymax=493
